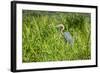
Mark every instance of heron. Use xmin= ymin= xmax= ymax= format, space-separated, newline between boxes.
xmin=56 ymin=24 xmax=74 ymax=46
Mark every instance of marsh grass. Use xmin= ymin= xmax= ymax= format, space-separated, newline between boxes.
xmin=22 ymin=10 xmax=91 ymax=62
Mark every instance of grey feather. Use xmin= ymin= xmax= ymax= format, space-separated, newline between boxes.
xmin=63 ymin=32 xmax=74 ymax=46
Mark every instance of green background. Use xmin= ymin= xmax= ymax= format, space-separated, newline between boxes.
xmin=22 ymin=10 xmax=91 ymax=62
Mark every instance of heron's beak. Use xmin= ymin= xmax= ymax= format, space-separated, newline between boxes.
xmin=55 ymin=25 xmax=60 ymax=28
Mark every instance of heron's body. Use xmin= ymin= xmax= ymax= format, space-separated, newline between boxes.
xmin=63 ymin=32 xmax=74 ymax=46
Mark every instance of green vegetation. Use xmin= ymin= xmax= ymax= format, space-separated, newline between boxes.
xmin=22 ymin=10 xmax=91 ymax=62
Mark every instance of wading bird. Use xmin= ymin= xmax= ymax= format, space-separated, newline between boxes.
xmin=56 ymin=24 xmax=74 ymax=46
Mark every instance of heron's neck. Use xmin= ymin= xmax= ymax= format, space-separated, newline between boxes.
xmin=61 ymin=29 xmax=64 ymax=34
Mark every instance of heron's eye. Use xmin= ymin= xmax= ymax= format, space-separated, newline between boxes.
xmin=59 ymin=27 xmax=63 ymax=30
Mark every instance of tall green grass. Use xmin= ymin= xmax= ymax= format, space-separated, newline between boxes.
xmin=22 ymin=10 xmax=91 ymax=62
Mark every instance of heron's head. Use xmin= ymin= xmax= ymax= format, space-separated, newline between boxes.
xmin=56 ymin=24 xmax=64 ymax=32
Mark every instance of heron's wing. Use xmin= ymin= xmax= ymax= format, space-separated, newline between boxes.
xmin=63 ymin=32 xmax=74 ymax=45
xmin=63 ymin=32 xmax=72 ymax=40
